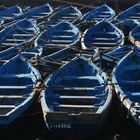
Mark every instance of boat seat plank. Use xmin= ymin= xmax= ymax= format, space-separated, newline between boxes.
xmin=0 ymin=85 xmax=34 ymax=89
xmin=91 ymin=32 xmax=116 ymax=35
xmin=6 ymin=39 xmax=26 ymax=42
xmin=92 ymin=42 xmax=119 ymax=45
xmin=63 ymin=13 xmax=79 ymax=16
xmin=129 ymin=92 xmax=140 ymax=96
xmin=13 ymin=34 xmax=33 ymax=37
xmin=129 ymin=16 xmax=140 ymax=19
xmin=60 ymin=16 xmax=76 ymax=19
xmin=0 ymin=105 xmax=15 ymax=108
xmin=32 ymin=15 xmax=44 ymax=18
xmin=120 ymin=79 xmax=140 ymax=84
xmin=53 ymin=30 xmax=73 ymax=33
xmin=1 ymin=16 xmax=12 ymax=20
xmin=60 ymin=76 xmax=98 ymax=80
xmin=102 ymin=11 xmax=112 ymax=14
xmin=12 ymin=13 xmax=20 ymax=16
xmin=97 ymin=15 xmax=111 ymax=18
xmin=51 ymin=35 xmax=74 ymax=38
xmin=44 ymin=43 xmax=68 ymax=47
xmin=56 ymin=104 xmax=99 ymax=109
xmin=1 ymin=43 xmax=19 ymax=46
xmin=40 ymin=12 xmax=50 ymax=15
xmin=48 ymin=87 xmax=100 ymax=91
xmin=0 ymin=73 xmax=35 ymax=78
xmin=50 ymin=40 xmax=72 ymax=43
xmin=133 ymin=105 xmax=140 ymax=109
xmin=58 ymin=95 xmax=103 ymax=99
xmin=93 ymin=37 xmax=115 ymax=41
xmin=0 ymin=95 xmax=27 ymax=98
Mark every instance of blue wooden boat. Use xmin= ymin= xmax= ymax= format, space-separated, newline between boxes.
xmin=0 ymin=18 xmax=39 ymax=50
xmin=39 ymin=47 xmax=77 ymax=73
xmin=41 ymin=56 xmax=112 ymax=135
xmin=114 ymin=19 xmax=140 ymax=36
xmin=81 ymin=4 xmax=115 ymax=23
xmin=36 ymin=20 xmax=80 ymax=53
xmin=93 ymin=45 xmax=134 ymax=73
xmin=0 ymin=45 xmax=43 ymax=65
xmin=0 ymin=6 xmax=23 ymax=24
xmin=112 ymin=51 xmax=140 ymax=126
xmin=25 ymin=3 xmax=53 ymax=23
xmin=81 ymin=21 xmax=124 ymax=50
xmin=0 ymin=54 xmax=41 ymax=125
xmin=129 ymin=25 xmax=140 ymax=48
xmin=48 ymin=6 xmax=82 ymax=24
xmin=100 ymin=45 xmax=134 ymax=64
xmin=112 ymin=3 xmax=140 ymax=24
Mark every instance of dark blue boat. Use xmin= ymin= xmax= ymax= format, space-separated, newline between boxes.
xmin=81 ymin=4 xmax=115 ymax=23
xmin=100 ymin=45 xmax=134 ymax=64
xmin=93 ymin=45 xmax=134 ymax=73
xmin=0 ymin=6 xmax=23 ymax=24
xmin=48 ymin=6 xmax=82 ymax=24
xmin=0 ymin=55 xmax=41 ymax=125
xmin=81 ymin=21 xmax=124 ymax=50
xmin=0 ymin=45 xmax=43 ymax=65
xmin=41 ymin=56 xmax=112 ymax=135
xmin=0 ymin=18 xmax=39 ymax=50
xmin=112 ymin=3 xmax=140 ymax=24
xmin=36 ymin=20 xmax=80 ymax=52
xmin=25 ymin=3 xmax=53 ymax=23
xmin=113 ymin=19 xmax=140 ymax=36
xmin=112 ymin=51 xmax=140 ymax=126
xmin=39 ymin=47 xmax=77 ymax=73
xmin=129 ymin=25 xmax=140 ymax=48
